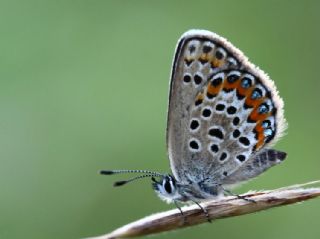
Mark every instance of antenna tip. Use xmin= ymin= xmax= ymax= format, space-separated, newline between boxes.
xmin=113 ymin=181 xmax=127 ymax=187
xmin=100 ymin=170 xmax=114 ymax=175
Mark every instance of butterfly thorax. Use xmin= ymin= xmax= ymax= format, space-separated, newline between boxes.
xmin=152 ymin=174 xmax=223 ymax=203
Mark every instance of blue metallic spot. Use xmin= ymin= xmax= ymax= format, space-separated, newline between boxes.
xmin=264 ymin=128 xmax=273 ymax=137
xmin=259 ymin=104 xmax=269 ymax=113
xmin=241 ymin=77 xmax=252 ymax=88
xmin=262 ymin=120 xmax=271 ymax=128
xmin=251 ymin=88 xmax=262 ymax=99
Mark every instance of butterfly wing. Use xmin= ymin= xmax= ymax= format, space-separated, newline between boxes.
xmin=221 ymin=149 xmax=287 ymax=186
xmin=167 ymin=30 xmax=286 ymax=184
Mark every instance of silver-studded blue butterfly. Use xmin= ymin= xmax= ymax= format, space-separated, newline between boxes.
xmin=101 ymin=29 xmax=287 ymax=220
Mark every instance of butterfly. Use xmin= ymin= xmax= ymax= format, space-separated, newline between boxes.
xmin=101 ymin=29 xmax=287 ymax=220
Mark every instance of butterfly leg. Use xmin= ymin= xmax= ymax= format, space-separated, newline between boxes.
xmin=222 ymin=187 xmax=256 ymax=203
xmin=174 ymin=200 xmax=187 ymax=224
xmin=190 ymin=199 xmax=212 ymax=223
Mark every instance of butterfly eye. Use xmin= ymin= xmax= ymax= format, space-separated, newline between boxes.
xmin=164 ymin=180 xmax=172 ymax=194
xmin=162 ymin=176 xmax=175 ymax=194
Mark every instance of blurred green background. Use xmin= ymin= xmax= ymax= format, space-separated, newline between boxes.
xmin=1 ymin=0 xmax=320 ymax=238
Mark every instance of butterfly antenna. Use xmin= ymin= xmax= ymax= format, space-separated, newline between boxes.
xmin=100 ymin=169 xmax=163 ymax=177
xmin=112 ymin=174 xmax=158 ymax=187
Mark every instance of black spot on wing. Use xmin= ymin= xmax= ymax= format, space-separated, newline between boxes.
xmin=239 ymin=137 xmax=250 ymax=146
xmin=208 ymin=128 xmax=224 ymax=140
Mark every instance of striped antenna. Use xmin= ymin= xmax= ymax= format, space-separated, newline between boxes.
xmin=100 ymin=169 xmax=165 ymax=187
xmin=100 ymin=169 xmax=164 ymax=177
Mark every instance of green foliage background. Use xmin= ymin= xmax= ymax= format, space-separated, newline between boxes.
xmin=1 ymin=1 xmax=320 ymax=238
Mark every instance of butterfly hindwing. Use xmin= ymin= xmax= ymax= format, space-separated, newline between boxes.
xmin=167 ymin=30 xmax=286 ymax=184
xmin=221 ymin=149 xmax=287 ymax=186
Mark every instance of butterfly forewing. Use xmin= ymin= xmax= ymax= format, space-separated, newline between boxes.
xmin=167 ymin=30 xmax=286 ymax=185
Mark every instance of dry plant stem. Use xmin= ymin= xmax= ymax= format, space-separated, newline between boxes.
xmin=88 ymin=181 xmax=320 ymax=239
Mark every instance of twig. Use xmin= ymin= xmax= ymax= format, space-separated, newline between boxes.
xmin=87 ymin=181 xmax=320 ymax=239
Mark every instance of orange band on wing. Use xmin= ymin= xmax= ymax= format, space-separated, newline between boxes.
xmin=211 ymin=59 xmax=224 ymax=68
xmin=199 ymin=53 xmax=213 ymax=63
xmin=223 ymin=78 xmax=240 ymax=91
xmin=207 ymin=82 xmax=222 ymax=95
xmin=236 ymin=84 xmax=252 ymax=98
xmin=254 ymin=123 xmax=266 ymax=150
xmin=245 ymin=96 xmax=265 ymax=109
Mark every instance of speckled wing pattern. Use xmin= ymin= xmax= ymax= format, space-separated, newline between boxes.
xmin=166 ymin=30 xmax=286 ymax=185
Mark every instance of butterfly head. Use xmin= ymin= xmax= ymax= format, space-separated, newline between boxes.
xmin=100 ymin=169 xmax=184 ymax=203
xmin=151 ymin=174 xmax=182 ymax=203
